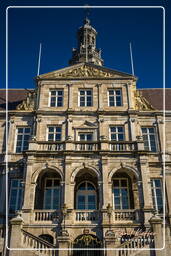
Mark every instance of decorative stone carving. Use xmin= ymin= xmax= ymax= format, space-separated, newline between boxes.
xmin=134 ymin=91 xmax=155 ymax=111
xmin=39 ymin=64 xmax=128 ymax=79
xmin=17 ymin=91 xmax=35 ymax=111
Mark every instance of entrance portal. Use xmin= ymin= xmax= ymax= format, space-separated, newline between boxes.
xmin=73 ymin=234 xmax=103 ymax=256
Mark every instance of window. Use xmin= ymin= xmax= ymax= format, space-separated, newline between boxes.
xmin=50 ymin=90 xmax=63 ymax=107
xmin=113 ymin=178 xmax=130 ymax=209
xmin=110 ymin=126 xmax=125 ymax=141
xmin=151 ymin=179 xmax=163 ymax=213
xmin=44 ymin=178 xmax=60 ymax=209
xmin=79 ymin=89 xmax=93 ymax=107
xmin=108 ymin=89 xmax=122 ymax=106
xmin=16 ymin=127 xmax=31 ymax=153
xmin=9 ymin=179 xmax=23 ymax=212
xmin=141 ymin=127 xmax=157 ymax=152
xmin=79 ymin=133 xmax=93 ymax=141
xmin=48 ymin=126 xmax=62 ymax=141
xmin=76 ymin=182 xmax=96 ymax=210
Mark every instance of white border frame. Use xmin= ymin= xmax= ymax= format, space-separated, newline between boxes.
xmin=5 ymin=5 xmax=165 ymax=252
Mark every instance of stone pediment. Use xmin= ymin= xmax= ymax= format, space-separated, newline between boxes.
xmin=74 ymin=120 xmax=98 ymax=129
xmin=37 ymin=63 xmax=135 ymax=80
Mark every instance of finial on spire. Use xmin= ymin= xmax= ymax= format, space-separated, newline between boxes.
xmin=84 ymin=4 xmax=91 ymax=19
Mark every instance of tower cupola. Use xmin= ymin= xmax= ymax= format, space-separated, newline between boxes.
xmin=69 ymin=18 xmax=104 ymax=66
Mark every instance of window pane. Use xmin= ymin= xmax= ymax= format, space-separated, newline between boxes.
xmin=121 ymin=180 xmax=127 ymax=187
xmin=51 ymin=91 xmax=56 ymax=96
xmin=78 ymin=182 xmax=86 ymax=190
xmin=113 ymin=180 xmax=119 ymax=187
xmin=87 ymin=90 xmax=92 ymax=95
xmin=78 ymin=195 xmax=85 ymax=209
xmin=87 ymin=183 xmax=95 ymax=190
xmin=46 ymin=180 xmax=52 ymax=187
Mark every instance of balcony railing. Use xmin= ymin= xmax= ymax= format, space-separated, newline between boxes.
xmin=28 ymin=140 xmax=139 ymax=153
xmin=113 ymin=209 xmax=138 ymax=222
xmin=74 ymin=142 xmax=100 ymax=151
xmin=75 ymin=210 xmax=100 ymax=222
xmin=34 ymin=210 xmax=60 ymax=222
xmin=109 ymin=141 xmax=137 ymax=151
xmin=37 ymin=141 xmax=65 ymax=151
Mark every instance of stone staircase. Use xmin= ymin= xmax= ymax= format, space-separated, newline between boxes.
xmin=116 ymin=232 xmax=155 ymax=256
xmin=21 ymin=230 xmax=57 ymax=256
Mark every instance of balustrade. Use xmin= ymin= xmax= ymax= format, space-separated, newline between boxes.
xmin=74 ymin=142 xmax=99 ymax=151
xmin=114 ymin=210 xmax=137 ymax=222
xmin=37 ymin=142 xmax=65 ymax=151
xmin=117 ymin=232 xmax=154 ymax=256
xmin=34 ymin=210 xmax=60 ymax=222
xmin=109 ymin=142 xmax=137 ymax=152
xmin=22 ymin=230 xmax=56 ymax=255
xmin=75 ymin=210 xmax=99 ymax=222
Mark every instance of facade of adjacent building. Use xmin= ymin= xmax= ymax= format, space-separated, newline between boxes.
xmin=0 ymin=17 xmax=171 ymax=256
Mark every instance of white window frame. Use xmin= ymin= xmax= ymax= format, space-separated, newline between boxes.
xmin=108 ymin=89 xmax=122 ymax=107
xmin=141 ymin=127 xmax=157 ymax=152
xmin=113 ymin=178 xmax=130 ymax=210
xmin=76 ymin=181 xmax=97 ymax=210
xmin=9 ymin=179 xmax=23 ymax=212
xmin=79 ymin=89 xmax=93 ymax=107
xmin=15 ymin=127 xmax=31 ymax=153
xmin=43 ymin=178 xmax=61 ymax=210
xmin=151 ymin=179 xmax=163 ymax=213
xmin=47 ymin=126 xmax=62 ymax=141
xmin=49 ymin=89 xmax=64 ymax=107
xmin=110 ymin=126 xmax=125 ymax=141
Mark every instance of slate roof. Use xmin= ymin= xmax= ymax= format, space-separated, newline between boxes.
xmin=0 ymin=88 xmax=171 ymax=111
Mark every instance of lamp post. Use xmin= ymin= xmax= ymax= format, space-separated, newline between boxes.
xmin=106 ymin=203 xmax=113 ymax=231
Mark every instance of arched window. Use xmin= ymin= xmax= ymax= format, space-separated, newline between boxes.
xmin=113 ymin=178 xmax=130 ymax=209
xmin=44 ymin=178 xmax=60 ymax=210
xmin=76 ymin=181 xmax=97 ymax=210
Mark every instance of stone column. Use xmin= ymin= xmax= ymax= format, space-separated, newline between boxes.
xmin=165 ymin=168 xmax=171 ymax=223
xmin=9 ymin=214 xmax=24 ymax=255
xmin=139 ymin=157 xmax=154 ymax=223
xmin=63 ymin=160 xmax=73 ymax=209
xmin=96 ymin=83 xmax=103 ymax=110
xmin=149 ymin=215 xmax=163 ymax=255
xmin=66 ymin=84 xmax=73 ymax=110
xmin=126 ymin=83 xmax=134 ymax=110
xmin=22 ymin=161 xmax=36 ymax=223
xmin=101 ymin=158 xmax=112 ymax=209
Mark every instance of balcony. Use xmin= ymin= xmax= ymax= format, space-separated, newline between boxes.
xmin=28 ymin=140 xmax=140 ymax=153
xmin=74 ymin=142 xmax=100 ymax=151
xmin=109 ymin=141 xmax=137 ymax=152
xmin=33 ymin=210 xmax=60 ymax=222
xmin=75 ymin=210 xmax=100 ymax=222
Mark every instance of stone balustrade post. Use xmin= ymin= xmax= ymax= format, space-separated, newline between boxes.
xmin=149 ymin=215 xmax=163 ymax=256
xmin=9 ymin=214 xmax=24 ymax=255
xmin=57 ymin=235 xmax=70 ymax=256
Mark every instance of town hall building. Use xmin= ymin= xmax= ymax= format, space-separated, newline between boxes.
xmin=0 ymin=17 xmax=171 ymax=256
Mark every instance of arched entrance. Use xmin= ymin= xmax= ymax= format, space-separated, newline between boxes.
xmin=73 ymin=234 xmax=103 ymax=256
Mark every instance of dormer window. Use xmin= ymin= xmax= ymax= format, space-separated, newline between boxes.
xmin=108 ymin=89 xmax=122 ymax=106
xmin=79 ymin=89 xmax=93 ymax=107
xmin=50 ymin=90 xmax=63 ymax=107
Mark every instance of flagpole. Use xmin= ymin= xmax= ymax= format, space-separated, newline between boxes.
xmin=37 ymin=43 xmax=42 ymax=76
xmin=129 ymin=42 xmax=135 ymax=76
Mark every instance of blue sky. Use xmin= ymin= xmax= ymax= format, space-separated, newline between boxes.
xmin=1 ymin=0 xmax=170 ymax=89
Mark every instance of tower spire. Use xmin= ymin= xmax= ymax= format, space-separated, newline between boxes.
xmin=69 ymin=16 xmax=103 ymax=66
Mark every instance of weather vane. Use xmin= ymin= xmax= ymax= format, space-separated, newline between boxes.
xmin=84 ymin=4 xmax=91 ymax=19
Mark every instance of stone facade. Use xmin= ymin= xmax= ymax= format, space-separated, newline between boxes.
xmin=0 ymin=18 xmax=171 ymax=256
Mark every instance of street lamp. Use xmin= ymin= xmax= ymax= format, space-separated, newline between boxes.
xmin=106 ymin=203 xmax=113 ymax=231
